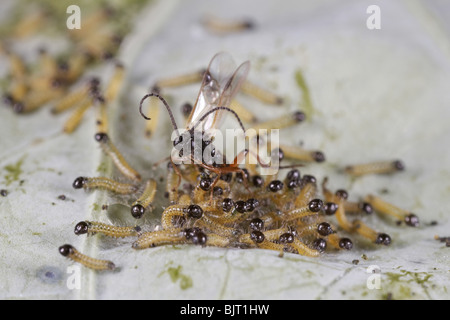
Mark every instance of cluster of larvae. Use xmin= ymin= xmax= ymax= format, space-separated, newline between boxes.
xmin=57 ymin=54 xmax=419 ymax=271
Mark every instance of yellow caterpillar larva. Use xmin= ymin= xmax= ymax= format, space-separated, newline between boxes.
xmin=63 ymin=54 xmax=88 ymax=83
xmin=132 ymin=228 xmax=186 ymax=249
xmin=38 ymin=49 xmax=58 ymax=79
xmin=240 ymin=80 xmax=283 ymax=105
xmin=155 ymin=70 xmax=204 ymax=89
xmin=283 ymin=199 xmax=322 ymax=222
xmin=130 ymin=179 xmax=157 ymax=219
xmin=205 ymin=233 xmax=231 ymax=248
xmin=194 ymin=214 xmax=239 ymax=238
xmin=229 ymin=99 xmax=257 ymax=123
xmin=288 ymin=238 xmax=320 ymax=257
xmin=13 ymin=11 xmax=46 ymax=38
xmin=344 ymin=160 xmax=405 ymax=176
xmin=105 ymin=63 xmax=125 ymax=102
xmin=251 ymin=111 xmax=305 ymax=132
xmin=334 ymin=197 xmax=352 ymax=233
xmin=239 ymin=231 xmax=285 ymax=253
xmin=202 ymin=15 xmax=254 ymax=34
xmin=69 ymin=8 xmax=111 ymax=40
xmin=74 ymin=221 xmax=141 ymax=238
xmin=7 ymin=80 xmax=28 ymax=105
xmin=96 ymin=98 xmax=109 ymax=134
xmin=352 ymin=220 xmax=391 ymax=245
xmin=161 ymin=205 xmax=186 ymax=229
xmin=279 ymin=144 xmax=325 ymax=163
xmin=59 ymin=244 xmax=115 ymax=271
xmin=52 ymin=85 xmax=89 ymax=114
xmin=344 ymin=200 xmax=373 ymax=215
xmin=261 ymin=227 xmax=290 ymax=241
xmin=95 ymin=133 xmax=141 ymax=181
xmin=79 ymin=30 xmax=115 ymax=59
xmin=327 ymin=234 xmax=353 ymax=251
xmin=294 ymin=175 xmax=317 ymax=207
xmin=15 ymin=88 xmax=64 ymax=114
xmin=7 ymin=52 xmax=27 ymax=79
xmin=364 ymin=194 xmax=419 ymax=227
xmin=166 ymin=163 xmax=180 ymax=203
xmin=63 ymin=98 xmax=93 ymax=133
xmin=72 ymin=176 xmax=137 ymax=195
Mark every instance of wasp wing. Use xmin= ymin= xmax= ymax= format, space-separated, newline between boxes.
xmin=187 ymin=52 xmax=250 ymax=132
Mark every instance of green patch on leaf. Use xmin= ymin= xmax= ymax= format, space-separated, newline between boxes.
xmin=4 ymin=156 xmax=25 ymax=186
xmin=166 ymin=265 xmax=193 ymax=290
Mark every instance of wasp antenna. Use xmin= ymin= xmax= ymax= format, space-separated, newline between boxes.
xmin=191 ymin=106 xmax=246 ymax=133
xmin=139 ymin=93 xmax=179 ymax=133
